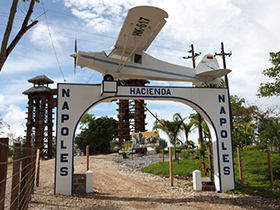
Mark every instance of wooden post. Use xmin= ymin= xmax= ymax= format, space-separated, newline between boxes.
xmin=0 ymin=138 xmax=9 ymax=210
xmin=237 ymin=147 xmax=243 ymax=184
xmin=30 ymin=148 xmax=36 ymax=194
xmin=19 ymin=145 xmax=28 ymax=208
xmin=267 ymin=150 xmax=274 ymax=188
xmin=207 ymin=147 xmax=213 ymax=181
xmin=10 ymin=143 xmax=21 ymax=210
xmin=169 ymin=147 xmax=173 ymax=186
xmin=25 ymin=148 xmax=35 ymax=209
xmin=35 ymin=149 xmax=40 ymax=187
xmin=22 ymin=146 xmax=31 ymax=210
xmin=86 ymin=145 xmax=89 ymax=171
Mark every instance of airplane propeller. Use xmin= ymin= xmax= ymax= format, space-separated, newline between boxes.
xmin=74 ymin=38 xmax=77 ymax=74
xmin=70 ymin=37 xmax=77 ymax=75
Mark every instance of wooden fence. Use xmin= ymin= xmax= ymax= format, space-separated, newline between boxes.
xmin=0 ymin=138 xmax=39 ymax=210
xmin=236 ymin=148 xmax=278 ymax=188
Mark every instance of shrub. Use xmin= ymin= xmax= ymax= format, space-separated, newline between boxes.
xmin=180 ymin=150 xmax=190 ymax=159
xmin=154 ymin=146 xmax=161 ymax=154
xmin=243 ymin=145 xmax=261 ymax=150
xmin=159 ymin=139 xmax=167 ymax=149
xmin=121 ymin=152 xmax=127 ymax=158
xmin=122 ymin=141 xmax=132 ymax=150
xmin=160 ymin=149 xmax=169 ymax=154
xmin=198 ymin=148 xmax=206 ymax=156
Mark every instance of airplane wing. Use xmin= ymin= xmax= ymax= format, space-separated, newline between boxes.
xmin=115 ymin=6 xmax=168 ymax=52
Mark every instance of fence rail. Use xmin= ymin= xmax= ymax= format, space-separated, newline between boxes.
xmin=0 ymin=138 xmax=39 ymax=210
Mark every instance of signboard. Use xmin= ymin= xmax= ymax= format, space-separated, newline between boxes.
xmin=55 ymin=83 xmax=235 ymax=195
xmin=131 ymin=131 xmax=159 ymax=148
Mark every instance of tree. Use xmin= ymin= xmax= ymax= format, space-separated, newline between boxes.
xmin=189 ymin=112 xmax=213 ymax=148
xmin=257 ymin=51 xmax=280 ymax=97
xmin=0 ymin=0 xmax=39 ymax=71
xmin=257 ymin=116 xmax=280 ymax=154
xmin=230 ymin=95 xmax=259 ymax=124
xmin=229 ymin=95 xmax=259 ymax=148
xmin=232 ymin=122 xmax=256 ymax=148
xmin=174 ymin=113 xmax=196 ymax=147
xmin=152 ymin=113 xmax=185 ymax=145
xmin=152 ymin=113 xmax=185 ymax=162
xmin=75 ymin=114 xmax=118 ymax=155
xmin=0 ymin=114 xmax=10 ymax=136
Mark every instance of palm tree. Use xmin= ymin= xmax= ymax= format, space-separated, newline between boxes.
xmin=189 ymin=112 xmax=213 ymax=147
xmin=233 ymin=121 xmax=256 ymax=148
xmin=152 ymin=113 xmax=184 ymax=145
xmin=173 ymin=113 xmax=196 ymax=148
xmin=153 ymin=113 xmax=185 ymax=162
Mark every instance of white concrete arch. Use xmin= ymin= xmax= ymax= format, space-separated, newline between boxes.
xmin=54 ymin=82 xmax=235 ymax=195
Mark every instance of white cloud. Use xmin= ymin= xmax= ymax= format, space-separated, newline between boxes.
xmin=0 ymin=95 xmax=5 ymax=112
xmin=30 ymin=23 xmax=69 ymax=52
xmin=63 ymin=0 xmax=159 ymax=32
xmin=3 ymin=49 xmax=62 ymax=74
xmin=3 ymin=104 xmax=26 ymax=123
xmin=161 ymin=0 xmax=243 ymax=42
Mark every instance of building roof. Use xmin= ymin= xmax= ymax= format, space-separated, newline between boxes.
xmin=28 ymin=75 xmax=54 ymax=85
xmin=22 ymin=86 xmax=52 ymax=95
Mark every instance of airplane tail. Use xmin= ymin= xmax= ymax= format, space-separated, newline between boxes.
xmin=196 ymin=54 xmax=219 ymax=73
xmin=193 ymin=54 xmax=231 ymax=87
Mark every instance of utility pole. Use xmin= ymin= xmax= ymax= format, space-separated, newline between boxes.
xmin=183 ymin=44 xmax=204 ymax=148
xmin=215 ymin=42 xmax=234 ymax=132
xmin=183 ymin=44 xmax=201 ymax=68
xmin=215 ymin=42 xmax=232 ymax=88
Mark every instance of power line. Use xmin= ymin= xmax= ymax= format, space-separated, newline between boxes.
xmin=41 ymin=1 xmax=66 ymax=82
xmin=1 ymin=5 xmax=216 ymax=54
xmin=0 ymin=9 xmax=216 ymax=58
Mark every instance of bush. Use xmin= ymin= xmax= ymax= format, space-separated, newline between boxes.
xmin=175 ymin=148 xmax=182 ymax=153
xmin=198 ymin=148 xmax=206 ymax=156
xmin=154 ymin=146 xmax=161 ymax=154
xmin=180 ymin=150 xmax=190 ymax=159
xmin=243 ymin=145 xmax=261 ymax=150
xmin=110 ymin=140 xmax=117 ymax=152
xmin=121 ymin=152 xmax=127 ymax=158
xmin=122 ymin=141 xmax=132 ymax=150
xmin=159 ymin=139 xmax=167 ymax=149
xmin=160 ymin=149 xmax=169 ymax=154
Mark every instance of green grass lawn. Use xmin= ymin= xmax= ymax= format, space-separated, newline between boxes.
xmin=140 ymin=153 xmax=207 ymax=177
xmin=140 ymin=149 xmax=280 ymax=198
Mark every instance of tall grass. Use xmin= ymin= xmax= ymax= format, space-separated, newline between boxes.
xmin=140 ymin=149 xmax=280 ymax=198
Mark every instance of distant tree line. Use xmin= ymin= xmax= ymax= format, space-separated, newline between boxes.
xmin=151 ymin=95 xmax=279 ymax=154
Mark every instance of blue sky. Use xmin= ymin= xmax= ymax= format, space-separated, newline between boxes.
xmin=0 ymin=0 xmax=279 ymax=144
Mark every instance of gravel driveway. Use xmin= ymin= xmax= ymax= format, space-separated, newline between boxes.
xmin=27 ymin=153 xmax=280 ymax=209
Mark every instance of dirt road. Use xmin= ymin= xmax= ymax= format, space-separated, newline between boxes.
xmin=29 ymin=154 xmax=280 ymax=209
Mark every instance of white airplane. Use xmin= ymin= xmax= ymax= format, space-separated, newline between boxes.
xmin=70 ymin=6 xmax=231 ymax=86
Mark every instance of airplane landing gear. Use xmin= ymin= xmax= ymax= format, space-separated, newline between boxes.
xmin=104 ymin=74 xmax=114 ymax=81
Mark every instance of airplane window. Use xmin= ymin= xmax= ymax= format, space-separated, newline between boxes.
xmin=103 ymin=47 xmax=115 ymax=57
xmin=134 ymin=54 xmax=142 ymax=64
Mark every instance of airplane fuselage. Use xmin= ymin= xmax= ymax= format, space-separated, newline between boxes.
xmin=75 ymin=49 xmax=225 ymax=85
